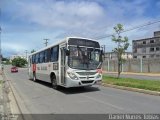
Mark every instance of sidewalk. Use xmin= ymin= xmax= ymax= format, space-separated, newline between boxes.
xmin=103 ymin=71 xmax=160 ymax=77
xmin=0 ymin=72 xmax=20 ymax=119
xmin=0 ymin=74 xmax=4 ymax=117
xmin=0 ymin=72 xmax=11 ymax=120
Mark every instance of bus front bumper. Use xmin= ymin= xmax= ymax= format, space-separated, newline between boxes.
xmin=65 ymin=77 xmax=102 ymax=88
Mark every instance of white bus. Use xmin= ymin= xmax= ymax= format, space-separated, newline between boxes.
xmin=28 ymin=37 xmax=103 ymax=89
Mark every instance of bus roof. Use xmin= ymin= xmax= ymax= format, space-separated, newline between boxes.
xmin=29 ymin=37 xmax=98 ymax=56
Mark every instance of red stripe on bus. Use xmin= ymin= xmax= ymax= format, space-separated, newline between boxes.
xmin=32 ymin=64 xmax=36 ymax=72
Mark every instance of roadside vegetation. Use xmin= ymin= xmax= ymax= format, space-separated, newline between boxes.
xmin=12 ymin=57 xmax=27 ymax=67
xmin=2 ymin=57 xmax=11 ymax=65
xmin=111 ymin=24 xmax=129 ymax=78
xmin=103 ymin=75 xmax=160 ymax=92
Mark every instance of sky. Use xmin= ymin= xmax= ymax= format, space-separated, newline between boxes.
xmin=1 ymin=0 xmax=160 ymax=57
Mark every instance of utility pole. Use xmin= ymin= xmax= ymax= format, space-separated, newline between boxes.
xmin=44 ymin=39 xmax=49 ymax=47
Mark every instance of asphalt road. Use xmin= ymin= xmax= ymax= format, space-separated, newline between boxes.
xmin=3 ymin=66 xmax=160 ymax=116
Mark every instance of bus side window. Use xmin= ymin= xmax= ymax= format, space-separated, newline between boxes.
xmin=39 ymin=52 xmax=42 ymax=63
xmin=44 ymin=49 xmax=50 ymax=63
xmin=43 ymin=51 xmax=45 ymax=63
xmin=44 ymin=50 xmax=47 ymax=62
xmin=36 ymin=53 xmax=40 ymax=63
xmin=47 ymin=49 xmax=51 ymax=62
xmin=38 ymin=53 xmax=40 ymax=63
xmin=35 ymin=54 xmax=37 ymax=63
xmin=34 ymin=55 xmax=36 ymax=63
xmin=50 ymin=48 xmax=53 ymax=62
xmin=32 ymin=55 xmax=34 ymax=64
xmin=51 ymin=46 xmax=58 ymax=62
xmin=40 ymin=51 xmax=44 ymax=63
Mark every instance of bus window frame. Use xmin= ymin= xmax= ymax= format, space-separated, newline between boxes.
xmin=51 ymin=45 xmax=59 ymax=62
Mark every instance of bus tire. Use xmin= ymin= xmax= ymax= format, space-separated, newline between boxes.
xmin=33 ymin=72 xmax=37 ymax=82
xmin=51 ymin=74 xmax=58 ymax=89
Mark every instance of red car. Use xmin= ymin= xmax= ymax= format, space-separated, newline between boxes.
xmin=11 ymin=66 xmax=18 ymax=73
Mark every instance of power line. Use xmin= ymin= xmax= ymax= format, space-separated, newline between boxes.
xmin=95 ymin=20 xmax=160 ymax=40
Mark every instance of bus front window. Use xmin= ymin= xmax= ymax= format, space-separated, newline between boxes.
xmin=68 ymin=46 xmax=102 ymax=70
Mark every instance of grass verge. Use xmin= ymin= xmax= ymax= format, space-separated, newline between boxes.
xmin=103 ymin=76 xmax=160 ymax=92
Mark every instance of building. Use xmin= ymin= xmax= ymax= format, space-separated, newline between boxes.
xmin=132 ymin=31 xmax=160 ymax=59
xmin=104 ymin=52 xmax=133 ymax=60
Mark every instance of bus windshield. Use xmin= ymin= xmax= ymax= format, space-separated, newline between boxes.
xmin=68 ymin=46 xmax=102 ymax=70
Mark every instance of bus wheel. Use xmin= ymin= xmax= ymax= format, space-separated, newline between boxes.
xmin=33 ymin=72 xmax=37 ymax=82
xmin=51 ymin=75 xmax=58 ymax=89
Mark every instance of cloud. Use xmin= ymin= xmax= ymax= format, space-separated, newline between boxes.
xmin=13 ymin=0 xmax=105 ymax=30
xmin=2 ymin=0 xmax=108 ymax=39
xmin=1 ymin=0 xmax=160 ymax=56
xmin=3 ymin=0 xmax=153 ymax=35
xmin=2 ymin=42 xmax=27 ymax=56
xmin=156 ymin=1 xmax=160 ymax=8
xmin=3 ymin=43 xmax=25 ymax=52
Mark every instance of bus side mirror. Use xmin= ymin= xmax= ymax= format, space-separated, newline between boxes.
xmin=66 ymin=49 xmax=70 ymax=56
xmin=101 ymin=50 xmax=104 ymax=55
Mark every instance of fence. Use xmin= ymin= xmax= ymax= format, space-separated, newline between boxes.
xmin=102 ymin=58 xmax=160 ymax=73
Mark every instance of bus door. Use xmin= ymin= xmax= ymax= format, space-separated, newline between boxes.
xmin=59 ymin=44 xmax=66 ymax=85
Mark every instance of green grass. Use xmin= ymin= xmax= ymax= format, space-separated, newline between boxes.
xmin=103 ymin=75 xmax=160 ymax=92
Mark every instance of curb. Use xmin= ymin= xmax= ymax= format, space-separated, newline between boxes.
xmin=102 ymin=83 xmax=160 ymax=96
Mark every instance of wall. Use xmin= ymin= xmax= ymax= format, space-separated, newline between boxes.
xmin=103 ymin=58 xmax=160 ymax=73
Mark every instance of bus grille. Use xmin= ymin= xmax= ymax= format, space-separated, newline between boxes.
xmin=76 ymin=72 xmax=96 ymax=76
xmin=79 ymin=77 xmax=94 ymax=79
xmin=81 ymin=80 xmax=94 ymax=84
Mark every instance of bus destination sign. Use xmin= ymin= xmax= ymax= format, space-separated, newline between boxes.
xmin=68 ymin=38 xmax=100 ymax=48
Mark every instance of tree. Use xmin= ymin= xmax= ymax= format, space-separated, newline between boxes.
xmin=12 ymin=57 xmax=27 ymax=67
xmin=2 ymin=57 xmax=9 ymax=61
xmin=112 ymin=24 xmax=129 ymax=78
xmin=31 ymin=49 xmax=36 ymax=53
xmin=2 ymin=57 xmax=11 ymax=65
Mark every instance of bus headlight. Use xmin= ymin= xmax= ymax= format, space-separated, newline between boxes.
xmin=67 ymin=72 xmax=79 ymax=80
